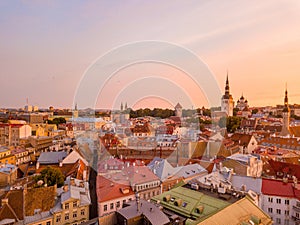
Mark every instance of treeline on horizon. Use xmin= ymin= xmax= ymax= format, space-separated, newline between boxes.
xmin=129 ymin=107 xmax=212 ymax=119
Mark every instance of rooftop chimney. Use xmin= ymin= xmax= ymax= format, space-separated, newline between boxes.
xmin=63 ymin=184 xmax=69 ymax=192
xmin=219 ymin=162 xmax=223 ymax=172
xmin=1 ymin=198 xmax=8 ymax=206
xmin=293 ymin=176 xmax=298 ymax=187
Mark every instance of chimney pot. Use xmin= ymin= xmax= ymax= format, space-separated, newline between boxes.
xmin=63 ymin=184 xmax=68 ymax=192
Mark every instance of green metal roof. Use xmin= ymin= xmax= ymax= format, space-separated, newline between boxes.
xmin=151 ymin=186 xmax=230 ymax=224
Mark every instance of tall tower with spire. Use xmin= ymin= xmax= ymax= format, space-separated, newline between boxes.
xmin=221 ymin=73 xmax=234 ymax=116
xmin=175 ymin=103 xmax=183 ymax=117
xmin=73 ymin=103 xmax=78 ymax=118
xmin=280 ymin=86 xmax=291 ymax=136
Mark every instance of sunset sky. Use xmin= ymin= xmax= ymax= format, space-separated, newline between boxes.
xmin=1 ymin=0 xmax=300 ymax=109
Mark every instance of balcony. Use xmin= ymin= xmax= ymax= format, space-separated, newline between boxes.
xmin=292 ymin=215 xmax=300 ymax=222
xmin=293 ymin=205 xmax=300 ymax=212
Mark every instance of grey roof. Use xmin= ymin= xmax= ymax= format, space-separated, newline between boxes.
xmin=0 ymin=146 xmax=10 ymax=153
xmin=23 ymin=211 xmax=52 ymax=224
xmin=0 ymin=219 xmax=16 ymax=225
xmin=148 ymin=158 xmax=180 ymax=181
xmin=51 ymin=198 xmax=62 ymax=213
xmin=0 ymin=164 xmax=16 ymax=174
xmin=61 ymin=187 xmax=80 ymax=203
xmin=61 ymin=177 xmax=91 ymax=205
xmin=80 ymin=194 xmax=91 ymax=206
xmin=231 ymin=175 xmax=262 ymax=194
xmin=174 ymin=164 xmax=207 ymax=179
xmin=117 ymin=199 xmax=170 ymax=225
xmin=37 ymin=151 xmax=67 ymax=164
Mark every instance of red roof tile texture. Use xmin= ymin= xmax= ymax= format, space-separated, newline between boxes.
xmin=262 ymin=178 xmax=300 ymax=200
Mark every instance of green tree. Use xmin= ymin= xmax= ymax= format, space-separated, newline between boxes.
xmin=252 ymin=108 xmax=259 ymax=115
xmin=47 ymin=117 xmax=66 ymax=125
xmin=226 ymin=116 xmax=242 ymax=133
xmin=218 ymin=116 xmax=242 ymax=133
xmin=34 ymin=166 xmax=65 ymax=187
xmin=233 ymin=108 xmax=239 ymax=116
xmin=202 ymin=108 xmax=211 ymax=117
xmin=129 ymin=108 xmax=175 ymax=119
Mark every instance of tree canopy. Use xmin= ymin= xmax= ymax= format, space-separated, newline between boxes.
xmin=218 ymin=116 xmax=242 ymax=133
xmin=130 ymin=108 xmax=175 ymax=118
xmin=47 ymin=117 xmax=66 ymax=125
xmin=34 ymin=166 xmax=65 ymax=188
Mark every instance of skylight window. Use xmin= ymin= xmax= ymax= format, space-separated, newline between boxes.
xmin=182 ymin=202 xmax=188 ymax=207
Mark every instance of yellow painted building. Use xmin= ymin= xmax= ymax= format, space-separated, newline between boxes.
xmin=0 ymin=146 xmax=16 ymax=165
xmin=30 ymin=124 xmax=58 ymax=137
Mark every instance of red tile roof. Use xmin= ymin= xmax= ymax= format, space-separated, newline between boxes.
xmin=268 ymin=159 xmax=300 ymax=180
xmin=169 ymin=116 xmax=181 ymax=123
xmin=262 ymin=178 xmax=299 ymax=199
xmin=0 ymin=123 xmax=24 ymax=128
xmin=98 ymin=158 xmax=124 ymax=173
xmin=259 ymin=136 xmax=300 ymax=150
xmin=96 ymin=176 xmax=134 ymax=203
xmin=230 ymin=133 xmax=254 ymax=146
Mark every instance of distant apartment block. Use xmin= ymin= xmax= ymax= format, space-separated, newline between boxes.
xmin=0 ymin=123 xmax=31 ymax=146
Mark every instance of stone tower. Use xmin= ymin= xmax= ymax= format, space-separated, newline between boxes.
xmin=175 ymin=103 xmax=182 ymax=117
xmin=221 ymin=74 xmax=234 ymax=116
xmin=73 ymin=103 xmax=78 ymax=118
xmin=280 ymin=87 xmax=291 ymax=136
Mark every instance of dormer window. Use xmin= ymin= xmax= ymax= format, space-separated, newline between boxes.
xmin=73 ymin=201 xmax=77 ymax=207
xmin=65 ymin=203 xmax=69 ymax=209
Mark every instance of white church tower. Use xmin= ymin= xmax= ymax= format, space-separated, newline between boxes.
xmin=221 ymin=74 xmax=234 ymax=116
xmin=175 ymin=103 xmax=182 ymax=117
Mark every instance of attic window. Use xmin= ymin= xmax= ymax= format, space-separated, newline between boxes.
xmin=174 ymin=199 xmax=182 ymax=206
xmin=195 ymin=205 xmax=204 ymax=214
xmin=163 ymin=195 xmax=171 ymax=202
xmin=249 ymin=215 xmax=261 ymax=225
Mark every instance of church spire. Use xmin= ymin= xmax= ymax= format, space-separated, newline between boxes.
xmin=225 ymin=71 xmax=230 ymax=96
xmin=283 ymin=84 xmax=289 ymax=112
xmin=284 ymin=84 xmax=288 ymax=106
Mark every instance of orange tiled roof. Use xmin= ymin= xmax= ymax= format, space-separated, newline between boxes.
xmin=230 ymin=133 xmax=254 ymax=146
xmin=268 ymin=159 xmax=300 ymax=180
xmin=259 ymin=136 xmax=300 ymax=150
xmin=96 ymin=176 xmax=134 ymax=203
xmin=262 ymin=178 xmax=300 ymax=199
